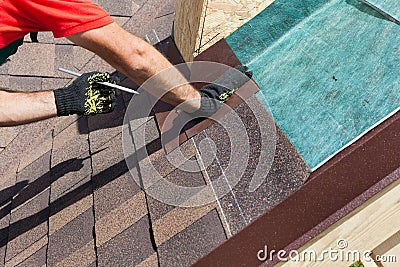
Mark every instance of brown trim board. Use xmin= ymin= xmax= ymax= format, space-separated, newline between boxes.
xmin=192 ymin=110 xmax=400 ymax=267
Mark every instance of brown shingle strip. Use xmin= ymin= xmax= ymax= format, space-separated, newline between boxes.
xmin=193 ymin=110 xmax=400 ymax=267
xmin=5 ymin=236 xmax=47 ymax=267
xmin=152 ymin=202 xmax=215 ymax=246
xmin=50 ymin=117 xmax=92 ymax=207
xmin=52 ymin=117 xmax=89 ymax=166
xmin=97 ymin=216 xmax=156 ymax=266
xmin=49 ymin=195 xmax=92 ymax=235
xmin=123 ymin=0 xmax=177 ymax=39
xmin=95 ymin=191 xmax=148 ymax=247
xmin=0 ymin=118 xmax=58 ymax=177
xmin=7 ymin=188 xmax=49 ymax=262
xmin=7 ymin=43 xmax=55 ymax=77
xmin=6 ymin=153 xmax=51 ymax=262
xmin=158 ymin=209 xmax=226 ymax=266
xmin=0 ymin=164 xmax=19 ymax=264
xmin=133 ymin=118 xmax=198 ymax=183
xmin=8 ymin=76 xmax=42 ymax=92
xmin=92 ymin=172 xmax=140 ymax=220
xmin=51 ymin=240 xmax=96 ymax=267
xmin=54 ymin=44 xmax=75 ymax=79
xmin=50 ymin=160 xmax=92 ymax=203
xmin=92 ymin=0 xmax=137 ymax=16
xmin=147 ymin=155 xmax=207 ymax=222
xmin=47 ymin=209 xmax=95 ymax=266
xmin=52 ymin=115 xmax=80 ymax=136
xmin=14 ymin=244 xmax=47 ymax=267
xmin=136 ymin=252 xmax=159 ymax=267
xmin=72 ymin=46 xmax=94 ymax=72
xmin=18 ymin=131 xmax=52 ymax=173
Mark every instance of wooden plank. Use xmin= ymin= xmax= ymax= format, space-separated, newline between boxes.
xmin=173 ymin=0 xmax=275 ymax=61
xmin=372 ymin=230 xmax=400 ymax=267
xmin=195 ymin=0 xmax=275 ymax=55
xmin=381 ymin=242 xmax=400 ymax=267
xmin=174 ymin=0 xmax=208 ymax=62
xmin=279 ymin=178 xmax=400 ymax=267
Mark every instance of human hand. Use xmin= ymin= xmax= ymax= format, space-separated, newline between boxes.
xmin=191 ymin=65 xmax=253 ymax=117
xmin=54 ymin=71 xmax=118 ymax=116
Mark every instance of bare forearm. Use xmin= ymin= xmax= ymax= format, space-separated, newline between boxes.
xmin=0 ymin=90 xmax=57 ymax=127
xmin=67 ymin=23 xmax=201 ymax=112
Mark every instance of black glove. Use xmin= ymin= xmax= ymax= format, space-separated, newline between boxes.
xmin=192 ymin=65 xmax=253 ymax=117
xmin=54 ymin=72 xmax=117 ymax=116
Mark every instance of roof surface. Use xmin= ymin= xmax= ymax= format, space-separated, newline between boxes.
xmin=0 ymin=0 xmax=310 ymax=266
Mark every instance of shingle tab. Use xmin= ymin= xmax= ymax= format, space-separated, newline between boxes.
xmin=8 ymin=76 xmax=42 ymax=92
xmin=97 ymin=216 xmax=155 ymax=266
xmin=8 ymin=43 xmax=55 ymax=77
xmin=0 ymin=127 xmax=20 ymax=148
xmin=47 ymin=209 xmax=95 ymax=266
xmin=158 ymin=209 xmax=226 ymax=267
xmin=7 ymin=189 xmax=49 ymax=262
xmin=15 ymin=245 xmax=46 ymax=267
xmin=92 ymin=0 xmax=136 ymax=16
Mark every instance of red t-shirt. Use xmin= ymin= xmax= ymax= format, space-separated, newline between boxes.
xmin=0 ymin=0 xmax=114 ymax=48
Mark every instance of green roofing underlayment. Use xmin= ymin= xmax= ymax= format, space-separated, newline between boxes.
xmin=226 ymin=0 xmax=400 ymax=169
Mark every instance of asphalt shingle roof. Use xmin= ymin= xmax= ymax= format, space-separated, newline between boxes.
xmin=0 ymin=1 xmax=310 ymax=266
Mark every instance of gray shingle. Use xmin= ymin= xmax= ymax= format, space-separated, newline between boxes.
xmin=8 ymin=43 xmax=55 ymax=77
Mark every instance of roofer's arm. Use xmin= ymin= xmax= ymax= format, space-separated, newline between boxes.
xmin=0 ymin=90 xmax=57 ymax=127
xmin=67 ymin=22 xmax=201 ymax=113
xmin=67 ymin=22 xmax=252 ymax=116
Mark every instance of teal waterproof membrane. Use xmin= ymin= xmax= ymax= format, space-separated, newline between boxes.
xmin=226 ymin=0 xmax=400 ymax=170
xmin=361 ymin=0 xmax=400 ymax=24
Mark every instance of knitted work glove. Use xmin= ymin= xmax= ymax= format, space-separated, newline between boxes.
xmin=191 ymin=65 xmax=253 ymax=117
xmin=54 ymin=72 xmax=117 ymax=116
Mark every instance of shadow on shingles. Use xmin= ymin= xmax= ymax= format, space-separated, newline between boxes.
xmin=346 ymin=0 xmax=390 ymax=21
xmin=0 ymin=137 xmax=160 ymax=246
xmin=0 ymin=36 xmax=193 ymax=246
xmin=0 ymin=181 xmax=29 ymax=216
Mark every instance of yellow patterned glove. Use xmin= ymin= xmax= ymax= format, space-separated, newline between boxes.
xmin=54 ymin=72 xmax=118 ymax=116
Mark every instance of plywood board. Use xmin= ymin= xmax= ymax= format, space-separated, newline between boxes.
xmin=279 ymin=178 xmax=400 ymax=266
xmin=174 ymin=0 xmax=208 ymax=62
xmin=195 ymin=0 xmax=275 ymax=55
xmin=174 ymin=0 xmax=274 ymax=61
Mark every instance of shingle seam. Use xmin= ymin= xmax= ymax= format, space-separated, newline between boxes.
xmin=191 ymin=138 xmax=232 ymax=238
xmin=45 ymin=129 xmax=55 ymax=266
xmin=128 ymin=118 xmax=161 ymax=266
xmin=76 ymin=53 xmax=97 ymax=73
xmin=3 ymin=162 xmax=20 ymax=265
xmin=204 ymin=131 xmax=249 ymax=225
xmin=87 ymin=130 xmax=99 ymax=266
